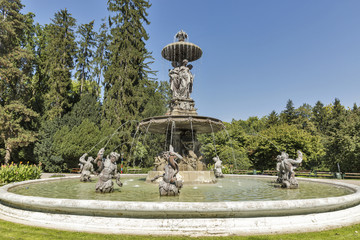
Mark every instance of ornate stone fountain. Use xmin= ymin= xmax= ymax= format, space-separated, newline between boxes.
xmin=2 ymin=30 xmax=360 ymax=236
xmin=140 ymin=31 xmax=224 ymax=185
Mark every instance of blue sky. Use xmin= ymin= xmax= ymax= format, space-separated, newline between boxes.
xmin=22 ymin=0 xmax=360 ymax=122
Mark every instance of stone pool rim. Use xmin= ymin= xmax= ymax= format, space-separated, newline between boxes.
xmin=1 ymin=174 xmax=360 ymax=218
xmin=1 ymin=174 xmax=360 ymax=236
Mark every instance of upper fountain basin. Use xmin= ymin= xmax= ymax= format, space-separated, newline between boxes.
xmin=161 ymin=41 xmax=202 ymax=62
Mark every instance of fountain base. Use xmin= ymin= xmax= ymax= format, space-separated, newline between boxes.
xmin=1 ymin=176 xmax=360 ymax=236
xmin=166 ymin=98 xmax=198 ymax=116
xmin=146 ymin=171 xmax=216 ymax=184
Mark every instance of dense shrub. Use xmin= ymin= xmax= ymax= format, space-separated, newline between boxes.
xmin=0 ymin=162 xmax=42 ymax=184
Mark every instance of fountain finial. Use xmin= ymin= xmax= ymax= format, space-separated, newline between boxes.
xmin=175 ymin=30 xmax=188 ymax=42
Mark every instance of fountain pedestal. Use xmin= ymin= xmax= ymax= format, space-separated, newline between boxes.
xmin=146 ymin=171 xmax=216 ymax=184
xmin=166 ymin=98 xmax=197 ymax=116
xmin=139 ymin=30 xmax=224 ymax=188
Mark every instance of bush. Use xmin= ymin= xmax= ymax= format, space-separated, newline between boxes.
xmin=0 ymin=162 xmax=42 ymax=184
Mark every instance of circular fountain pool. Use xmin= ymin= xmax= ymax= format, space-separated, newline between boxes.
xmin=1 ymin=175 xmax=360 ymax=236
xmin=8 ymin=176 xmax=354 ymax=202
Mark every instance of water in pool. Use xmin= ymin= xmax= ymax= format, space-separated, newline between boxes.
xmin=9 ymin=176 xmax=354 ymax=202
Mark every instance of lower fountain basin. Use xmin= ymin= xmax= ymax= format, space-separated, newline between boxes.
xmin=1 ymin=175 xmax=360 ymax=236
xmin=146 ymin=170 xmax=216 ymax=184
xmin=1 ymin=175 xmax=359 ymax=218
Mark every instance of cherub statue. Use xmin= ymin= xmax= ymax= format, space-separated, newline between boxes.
xmin=95 ymin=149 xmax=122 ymax=193
xmin=276 ymin=151 xmax=303 ymax=188
xmin=151 ymin=145 xmax=183 ymax=196
xmin=79 ymin=153 xmax=95 ymax=182
xmin=213 ymin=156 xmax=224 ymax=178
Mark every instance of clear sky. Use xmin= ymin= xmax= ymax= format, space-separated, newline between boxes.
xmin=22 ymin=0 xmax=360 ymax=123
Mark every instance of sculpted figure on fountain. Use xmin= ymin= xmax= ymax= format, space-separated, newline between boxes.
xmin=152 ymin=146 xmax=183 ymax=196
xmin=95 ymin=148 xmax=123 ymax=193
xmin=276 ymin=150 xmax=303 ymax=188
xmin=213 ymin=156 xmax=224 ymax=178
xmin=169 ymin=59 xmax=193 ymax=99
xmin=79 ymin=153 xmax=95 ymax=182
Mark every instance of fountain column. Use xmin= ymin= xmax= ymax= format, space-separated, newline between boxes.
xmin=162 ymin=30 xmax=201 ymax=116
xmin=140 ymin=31 xmax=224 ymax=184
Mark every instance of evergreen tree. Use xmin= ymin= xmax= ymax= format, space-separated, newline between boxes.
xmin=93 ymin=21 xmax=109 ymax=97
xmin=265 ymin=110 xmax=279 ymax=127
xmin=0 ymin=0 xmax=40 ymax=163
xmin=0 ymin=0 xmax=34 ymax=105
xmin=311 ymin=101 xmax=327 ymax=133
xmin=75 ymin=20 xmax=97 ymax=96
xmin=324 ymin=110 xmax=360 ymax=172
xmin=0 ymin=101 xmax=39 ymax=163
xmin=101 ymin=0 xmax=167 ymax=167
xmin=103 ymin=0 xmax=154 ymax=123
xmin=280 ymin=99 xmax=296 ymax=124
xmin=33 ymin=118 xmax=65 ymax=172
xmin=30 ymin=23 xmax=50 ymax=115
xmin=61 ymin=93 xmax=102 ymax=128
xmin=34 ymin=94 xmax=102 ymax=171
xmin=293 ymin=103 xmax=315 ymax=132
xmin=325 ymin=98 xmax=346 ymax=137
xmin=43 ymin=9 xmax=77 ymax=120
xmin=322 ymin=98 xmax=348 ymax=170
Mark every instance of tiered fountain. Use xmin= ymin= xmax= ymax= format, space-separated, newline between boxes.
xmin=1 ymin=31 xmax=360 ymax=236
xmin=140 ymin=30 xmax=224 ymax=184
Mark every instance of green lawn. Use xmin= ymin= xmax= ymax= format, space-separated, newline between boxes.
xmin=0 ymin=219 xmax=359 ymax=240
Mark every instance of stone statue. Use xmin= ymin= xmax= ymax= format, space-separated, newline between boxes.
xmin=95 ymin=149 xmax=122 ymax=193
xmin=276 ymin=151 xmax=303 ymax=188
xmin=79 ymin=153 xmax=95 ymax=182
xmin=151 ymin=146 xmax=183 ymax=196
xmin=213 ymin=156 xmax=224 ymax=178
xmin=169 ymin=59 xmax=193 ymax=99
xmin=175 ymin=30 xmax=188 ymax=42
xmin=153 ymin=154 xmax=167 ymax=171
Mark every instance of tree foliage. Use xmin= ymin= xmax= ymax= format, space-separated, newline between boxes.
xmin=75 ymin=20 xmax=97 ymax=96
xmin=43 ymin=9 xmax=77 ymax=119
xmin=0 ymin=101 xmax=39 ymax=163
xmin=3 ymin=0 xmax=360 ymax=176
xmin=103 ymin=0 xmax=154 ymax=123
xmin=0 ymin=0 xmax=34 ymax=105
xmin=250 ymin=123 xmax=324 ymax=170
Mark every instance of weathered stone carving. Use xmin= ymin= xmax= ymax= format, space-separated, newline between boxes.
xmin=276 ymin=151 xmax=303 ymax=188
xmin=79 ymin=153 xmax=95 ymax=182
xmin=95 ymin=149 xmax=122 ymax=193
xmin=169 ymin=59 xmax=193 ymax=100
xmin=213 ymin=156 xmax=224 ymax=178
xmin=175 ymin=30 xmax=188 ymax=42
xmin=142 ymin=31 xmax=221 ymax=185
xmin=152 ymin=147 xmax=183 ymax=196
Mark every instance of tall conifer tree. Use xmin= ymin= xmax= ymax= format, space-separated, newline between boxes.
xmin=281 ymin=99 xmax=296 ymax=124
xmin=43 ymin=9 xmax=77 ymax=120
xmin=75 ymin=20 xmax=97 ymax=96
xmin=103 ymin=0 xmax=153 ymax=124
xmin=93 ymin=22 xmax=109 ymax=97
xmin=0 ymin=0 xmax=34 ymax=105
xmin=0 ymin=0 xmax=39 ymax=163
